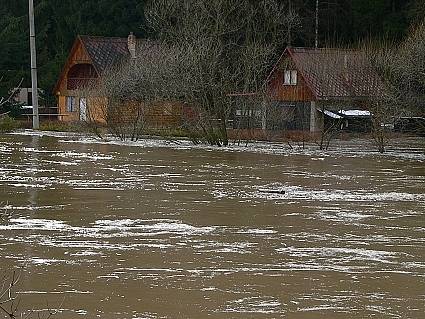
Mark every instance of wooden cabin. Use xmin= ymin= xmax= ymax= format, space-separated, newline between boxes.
xmin=54 ymin=34 xmax=183 ymax=127
xmin=265 ymin=47 xmax=384 ymax=132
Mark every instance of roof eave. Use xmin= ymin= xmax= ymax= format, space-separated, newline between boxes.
xmin=263 ymin=46 xmax=292 ymax=87
xmin=79 ymin=36 xmax=102 ymax=76
xmin=316 ymin=95 xmax=376 ymax=101
xmin=287 ymin=49 xmax=319 ymax=100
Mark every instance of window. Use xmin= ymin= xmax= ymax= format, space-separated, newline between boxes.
xmin=283 ymin=70 xmax=297 ymax=86
xmin=291 ymin=70 xmax=297 ymax=85
xmin=235 ymin=109 xmax=262 ymax=118
xmin=66 ymin=96 xmax=76 ymax=112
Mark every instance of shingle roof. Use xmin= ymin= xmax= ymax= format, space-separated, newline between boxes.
xmin=79 ymin=36 xmax=160 ymax=74
xmin=79 ymin=36 xmax=130 ymax=74
xmin=287 ymin=47 xmax=384 ymax=100
xmin=54 ymin=35 xmax=162 ymax=93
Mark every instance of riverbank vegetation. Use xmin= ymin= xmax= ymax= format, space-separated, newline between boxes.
xmin=79 ymin=2 xmax=424 ymax=152
xmin=364 ymin=20 xmax=425 ymax=152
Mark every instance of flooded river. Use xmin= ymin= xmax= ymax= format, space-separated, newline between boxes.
xmin=0 ymin=131 xmax=424 ymax=318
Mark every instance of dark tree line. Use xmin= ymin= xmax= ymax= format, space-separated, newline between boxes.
xmin=0 ymin=0 xmax=147 ymax=102
xmin=0 ymin=0 xmax=423 ymax=104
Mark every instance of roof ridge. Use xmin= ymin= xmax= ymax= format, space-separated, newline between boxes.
xmin=79 ymin=35 xmax=159 ymax=44
xmin=290 ymin=46 xmax=359 ymax=52
xmin=79 ymin=35 xmax=127 ymax=42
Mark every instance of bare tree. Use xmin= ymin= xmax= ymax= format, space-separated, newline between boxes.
xmin=363 ymin=20 xmax=425 ymax=151
xmin=395 ymin=20 xmax=425 ymax=116
xmin=362 ymin=46 xmax=399 ymax=153
xmin=316 ymin=108 xmax=343 ymax=151
xmin=0 ymin=77 xmax=24 ymax=112
xmin=81 ymin=1 xmax=299 ymax=145
xmin=141 ymin=0 xmax=299 ymax=146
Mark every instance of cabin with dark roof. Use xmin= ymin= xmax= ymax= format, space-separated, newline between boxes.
xmin=54 ymin=33 xmax=183 ymax=127
xmin=54 ymin=35 xmax=132 ymax=122
xmin=265 ymin=47 xmax=383 ymax=133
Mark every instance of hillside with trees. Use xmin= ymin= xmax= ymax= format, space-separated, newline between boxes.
xmin=0 ymin=0 xmax=423 ymax=105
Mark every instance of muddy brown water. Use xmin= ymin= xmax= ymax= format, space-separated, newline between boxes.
xmin=0 ymin=131 xmax=424 ymax=319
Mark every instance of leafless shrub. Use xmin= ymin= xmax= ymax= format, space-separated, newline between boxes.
xmin=362 ymin=19 xmax=425 ymax=152
xmin=396 ymin=20 xmax=425 ymax=116
xmin=315 ymin=112 xmax=343 ymax=151
xmin=0 ymin=78 xmax=24 ymax=112
xmin=363 ymin=42 xmax=402 ymax=152
xmin=0 ymin=270 xmax=62 ymax=319
xmin=81 ymin=42 xmax=188 ymax=141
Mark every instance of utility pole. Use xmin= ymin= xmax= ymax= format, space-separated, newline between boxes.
xmin=29 ymin=0 xmax=39 ymax=129
xmin=315 ymin=0 xmax=319 ymax=48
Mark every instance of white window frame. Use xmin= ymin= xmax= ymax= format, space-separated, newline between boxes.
xmin=66 ymin=96 xmax=76 ymax=112
xmin=283 ymin=70 xmax=298 ymax=86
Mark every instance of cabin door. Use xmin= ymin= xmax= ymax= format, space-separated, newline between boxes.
xmin=79 ymin=98 xmax=87 ymax=122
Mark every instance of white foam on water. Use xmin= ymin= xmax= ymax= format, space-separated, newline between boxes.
xmin=94 ymin=219 xmax=216 ymax=235
xmin=8 ymin=183 xmax=49 ymax=189
xmin=243 ymin=183 xmax=425 ymax=202
xmin=20 ymin=147 xmax=56 ymax=154
xmin=57 ymin=151 xmax=113 ymax=161
xmin=237 ymin=229 xmax=277 ymax=235
xmin=8 ymin=129 xmax=425 ymax=162
xmin=276 ymin=246 xmax=399 ymax=264
xmin=0 ymin=218 xmax=69 ymax=231
xmin=30 ymin=257 xmax=67 ymax=265
xmin=298 ymin=305 xmax=349 ymax=312
xmin=0 ymin=204 xmax=64 ymax=211
xmin=221 ymin=296 xmax=282 ymax=314
xmin=317 ymin=210 xmax=373 ymax=223
xmin=18 ymin=290 xmax=92 ymax=295
xmin=42 ymin=160 xmax=79 ymax=166
xmin=68 ymin=251 xmax=101 ymax=257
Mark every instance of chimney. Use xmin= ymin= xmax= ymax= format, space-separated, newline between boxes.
xmin=128 ymin=32 xmax=136 ymax=59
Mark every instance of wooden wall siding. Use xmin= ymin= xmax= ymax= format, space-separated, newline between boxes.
xmin=57 ymin=38 xmax=100 ymax=121
xmin=72 ymin=41 xmax=91 ymax=63
xmin=90 ymin=101 xmax=184 ymax=127
xmin=58 ymin=96 xmax=79 ymax=122
xmin=59 ymin=95 xmax=184 ymax=127
xmin=57 ymin=39 xmax=93 ymax=93
xmin=145 ymin=103 xmax=184 ymax=128
xmin=268 ymin=69 xmax=315 ymax=102
xmin=58 ymin=96 xmax=66 ymax=121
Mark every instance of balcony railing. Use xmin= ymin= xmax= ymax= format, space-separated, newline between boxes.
xmin=67 ymin=78 xmax=97 ymax=90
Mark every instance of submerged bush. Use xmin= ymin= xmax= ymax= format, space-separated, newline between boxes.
xmin=39 ymin=121 xmax=73 ymax=132
xmin=40 ymin=121 xmax=91 ymax=133
xmin=0 ymin=115 xmax=20 ymax=132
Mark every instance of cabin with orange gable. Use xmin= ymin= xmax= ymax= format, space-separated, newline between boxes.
xmin=54 ymin=33 xmax=183 ymax=127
